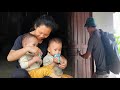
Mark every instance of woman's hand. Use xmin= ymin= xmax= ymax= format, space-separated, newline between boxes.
xmin=26 ymin=46 xmax=43 ymax=56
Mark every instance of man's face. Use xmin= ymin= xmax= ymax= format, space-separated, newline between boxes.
xmin=34 ymin=25 xmax=52 ymax=44
xmin=87 ymin=27 xmax=91 ymax=32
xmin=48 ymin=42 xmax=62 ymax=56
xmin=86 ymin=27 xmax=95 ymax=33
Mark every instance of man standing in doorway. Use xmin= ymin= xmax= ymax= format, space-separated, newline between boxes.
xmin=79 ymin=17 xmax=109 ymax=78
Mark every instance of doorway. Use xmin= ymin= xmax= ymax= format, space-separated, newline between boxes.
xmin=48 ymin=12 xmax=93 ymax=77
xmin=15 ymin=12 xmax=93 ymax=77
xmin=0 ymin=12 xmax=93 ymax=78
xmin=48 ymin=12 xmax=72 ymax=75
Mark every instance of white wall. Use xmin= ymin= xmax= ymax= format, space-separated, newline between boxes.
xmin=93 ymin=12 xmax=115 ymax=34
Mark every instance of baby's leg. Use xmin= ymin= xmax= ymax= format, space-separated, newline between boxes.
xmin=28 ymin=65 xmax=53 ymax=78
xmin=61 ymin=74 xmax=73 ymax=78
xmin=49 ymin=72 xmax=62 ymax=78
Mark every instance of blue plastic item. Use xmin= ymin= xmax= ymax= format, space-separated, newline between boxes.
xmin=54 ymin=54 xmax=61 ymax=63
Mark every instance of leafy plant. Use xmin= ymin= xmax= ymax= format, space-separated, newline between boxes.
xmin=114 ymin=35 xmax=120 ymax=54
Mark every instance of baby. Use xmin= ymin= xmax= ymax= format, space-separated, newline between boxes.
xmin=19 ymin=35 xmax=72 ymax=78
xmin=18 ymin=33 xmax=42 ymax=76
xmin=43 ymin=38 xmax=72 ymax=78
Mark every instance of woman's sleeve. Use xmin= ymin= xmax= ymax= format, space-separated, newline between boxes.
xmin=11 ymin=35 xmax=22 ymax=50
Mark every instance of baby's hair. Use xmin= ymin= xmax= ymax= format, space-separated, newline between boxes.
xmin=22 ymin=33 xmax=37 ymax=44
xmin=48 ymin=38 xmax=62 ymax=47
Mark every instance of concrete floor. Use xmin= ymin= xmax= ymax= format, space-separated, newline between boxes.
xmin=0 ymin=56 xmax=17 ymax=78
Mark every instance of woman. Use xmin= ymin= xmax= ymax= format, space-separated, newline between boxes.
xmin=7 ymin=15 xmax=67 ymax=78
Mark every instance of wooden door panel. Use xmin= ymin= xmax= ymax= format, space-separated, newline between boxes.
xmin=67 ymin=12 xmax=92 ymax=78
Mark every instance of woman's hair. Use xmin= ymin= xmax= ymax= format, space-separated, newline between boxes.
xmin=30 ymin=14 xmax=57 ymax=32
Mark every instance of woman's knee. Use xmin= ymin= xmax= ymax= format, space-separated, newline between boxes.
xmin=10 ymin=68 xmax=31 ymax=78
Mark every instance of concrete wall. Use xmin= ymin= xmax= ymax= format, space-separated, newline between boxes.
xmin=93 ymin=12 xmax=115 ymax=34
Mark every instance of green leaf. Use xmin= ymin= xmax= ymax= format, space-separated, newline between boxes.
xmin=114 ymin=34 xmax=120 ymax=54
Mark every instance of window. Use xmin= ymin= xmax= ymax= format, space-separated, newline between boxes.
xmin=113 ymin=12 xmax=120 ymax=35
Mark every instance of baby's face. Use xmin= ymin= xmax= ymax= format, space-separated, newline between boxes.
xmin=48 ymin=42 xmax=62 ymax=56
xmin=23 ymin=37 xmax=39 ymax=47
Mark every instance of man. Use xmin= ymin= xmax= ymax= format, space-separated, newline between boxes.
xmin=79 ymin=17 xmax=109 ymax=78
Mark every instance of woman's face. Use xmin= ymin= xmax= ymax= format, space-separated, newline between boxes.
xmin=34 ymin=25 xmax=52 ymax=44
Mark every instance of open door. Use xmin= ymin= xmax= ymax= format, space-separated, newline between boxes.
xmin=67 ymin=12 xmax=93 ymax=78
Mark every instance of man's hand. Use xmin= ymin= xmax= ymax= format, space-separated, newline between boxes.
xmin=79 ymin=51 xmax=91 ymax=59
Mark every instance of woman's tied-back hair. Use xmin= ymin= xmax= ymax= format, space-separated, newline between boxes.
xmin=48 ymin=38 xmax=62 ymax=47
xmin=31 ymin=14 xmax=58 ymax=32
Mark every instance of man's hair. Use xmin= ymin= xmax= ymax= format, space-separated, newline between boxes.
xmin=87 ymin=26 xmax=96 ymax=28
xmin=31 ymin=14 xmax=57 ymax=32
xmin=48 ymin=38 xmax=62 ymax=47
xmin=22 ymin=33 xmax=37 ymax=44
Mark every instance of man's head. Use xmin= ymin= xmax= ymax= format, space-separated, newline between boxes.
xmin=47 ymin=38 xmax=62 ymax=56
xmin=84 ymin=17 xmax=96 ymax=33
xmin=31 ymin=15 xmax=57 ymax=44
xmin=22 ymin=33 xmax=39 ymax=48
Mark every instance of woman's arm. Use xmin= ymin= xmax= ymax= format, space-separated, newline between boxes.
xmin=7 ymin=46 xmax=41 ymax=62
xmin=7 ymin=48 xmax=29 ymax=62
xmin=19 ymin=55 xmax=42 ymax=69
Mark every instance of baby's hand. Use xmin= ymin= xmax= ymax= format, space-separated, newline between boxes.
xmin=53 ymin=57 xmax=61 ymax=64
xmin=53 ymin=57 xmax=59 ymax=63
xmin=37 ymin=58 xmax=42 ymax=64
xmin=33 ymin=56 xmax=42 ymax=63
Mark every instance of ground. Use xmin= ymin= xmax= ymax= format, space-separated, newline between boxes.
xmin=1 ymin=54 xmax=118 ymax=78
xmin=0 ymin=56 xmax=17 ymax=78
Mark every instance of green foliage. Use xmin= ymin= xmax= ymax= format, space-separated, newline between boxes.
xmin=114 ymin=35 xmax=120 ymax=54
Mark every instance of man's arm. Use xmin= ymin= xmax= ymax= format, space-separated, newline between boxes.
xmin=79 ymin=51 xmax=91 ymax=59
xmin=80 ymin=35 xmax=94 ymax=59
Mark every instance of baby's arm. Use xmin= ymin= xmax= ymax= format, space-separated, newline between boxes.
xmin=43 ymin=56 xmax=55 ymax=67
xmin=19 ymin=55 xmax=42 ymax=69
